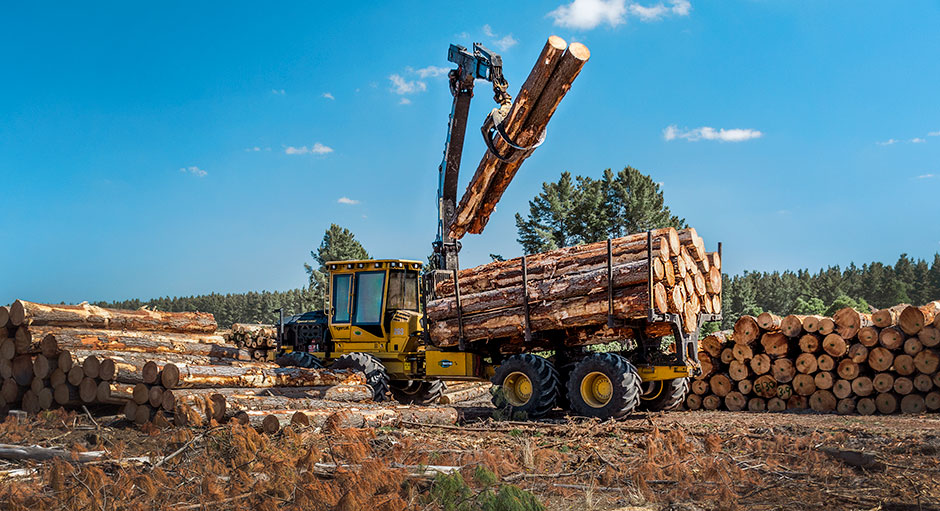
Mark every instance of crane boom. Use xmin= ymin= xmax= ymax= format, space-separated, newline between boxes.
xmin=432 ymin=43 xmax=511 ymax=272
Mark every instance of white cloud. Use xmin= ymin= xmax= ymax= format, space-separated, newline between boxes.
xmin=245 ymin=146 xmax=261 ymax=152
xmin=285 ymin=143 xmax=333 ymax=155
xmin=399 ymin=98 xmax=412 ymax=105
xmin=877 ymin=139 xmax=899 ymax=146
xmin=389 ymin=74 xmax=427 ymax=95
xmin=549 ymin=0 xmax=627 ymax=29
xmin=456 ymin=31 xmax=470 ymax=39
xmin=918 ymin=174 xmax=935 ymax=179
xmin=911 ymin=137 xmax=926 ymax=143
xmin=322 ymin=92 xmax=335 ymax=100
xmin=929 ymin=131 xmax=940 ymax=137
xmin=271 ymin=89 xmax=285 ymax=95
xmin=482 ymin=24 xmax=496 ymax=37
xmin=663 ymin=125 xmax=762 ymax=142
xmin=180 ymin=166 xmax=207 ymax=177
xmin=414 ymin=65 xmax=449 ymax=79
xmin=549 ymin=0 xmax=690 ymax=29
xmin=337 ymin=197 xmax=360 ymax=205
xmin=493 ymin=34 xmax=518 ymax=51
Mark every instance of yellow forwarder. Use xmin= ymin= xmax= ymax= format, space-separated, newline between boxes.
xmin=275 ymin=42 xmax=719 ymax=420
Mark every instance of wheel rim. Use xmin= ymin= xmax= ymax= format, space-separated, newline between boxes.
xmin=503 ymin=371 xmax=533 ymax=406
xmin=640 ymin=380 xmax=664 ymax=401
xmin=580 ymin=371 xmax=613 ymax=408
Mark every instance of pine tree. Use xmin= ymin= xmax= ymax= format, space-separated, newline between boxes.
xmin=304 ymin=224 xmax=370 ymax=309
xmin=515 ymin=166 xmax=685 ymax=254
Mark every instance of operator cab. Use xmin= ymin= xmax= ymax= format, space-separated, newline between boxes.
xmin=325 ymin=259 xmax=423 ymax=345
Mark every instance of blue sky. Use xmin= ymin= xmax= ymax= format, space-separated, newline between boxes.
xmin=1 ymin=1 xmax=938 ymax=305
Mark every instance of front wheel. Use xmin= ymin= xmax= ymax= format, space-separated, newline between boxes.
xmin=390 ymin=380 xmax=446 ymax=405
xmin=275 ymin=351 xmax=324 ymax=369
xmin=567 ymin=353 xmax=640 ymax=419
xmin=332 ymin=353 xmax=390 ymax=401
xmin=491 ymin=354 xmax=559 ymax=419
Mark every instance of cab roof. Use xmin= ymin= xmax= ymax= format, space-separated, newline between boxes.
xmin=325 ymin=259 xmax=423 ymax=270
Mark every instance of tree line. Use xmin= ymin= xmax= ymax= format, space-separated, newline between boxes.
xmin=94 ymin=166 xmax=940 ymax=330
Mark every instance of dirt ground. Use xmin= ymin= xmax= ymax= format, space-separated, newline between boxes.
xmin=1 ymin=401 xmax=938 ymax=511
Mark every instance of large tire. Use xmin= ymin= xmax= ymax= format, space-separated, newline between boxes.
xmin=491 ymin=354 xmax=559 ymax=419
xmin=390 ymin=380 xmax=446 ymax=405
xmin=567 ymin=353 xmax=641 ymax=419
xmin=275 ymin=351 xmax=324 ymax=369
xmin=332 ymin=353 xmax=390 ymax=402
xmin=638 ymin=377 xmax=689 ymax=411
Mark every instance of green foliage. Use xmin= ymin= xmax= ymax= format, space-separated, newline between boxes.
xmin=720 ymin=253 xmax=940 ymax=329
xmin=304 ymin=224 xmax=369 ymax=309
xmin=515 ymin=167 xmax=685 ymax=254
xmin=426 ymin=468 xmax=544 ymax=511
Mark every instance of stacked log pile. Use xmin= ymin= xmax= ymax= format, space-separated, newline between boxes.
xmin=1 ymin=300 xmax=458 ymax=431
xmin=687 ymin=301 xmax=940 ymax=415
xmin=227 ymin=323 xmax=277 ymax=361
xmin=428 ymin=228 xmax=720 ymax=347
xmin=448 ymin=36 xmax=588 ymax=239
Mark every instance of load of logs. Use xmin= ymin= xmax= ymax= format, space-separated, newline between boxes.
xmin=226 ymin=323 xmax=278 ymax=361
xmin=688 ymin=301 xmax=940 ymax=415
xmin=448 ymin=36 xmax=588 ymax=239
xmin=0 ymin=300 xmax=458 ymax=432
xmin=428 ymin=227 xmax=720 ymax=347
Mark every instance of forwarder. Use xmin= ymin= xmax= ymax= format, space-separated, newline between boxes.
xmin=275 ymin=42 xmax=719 ymax=420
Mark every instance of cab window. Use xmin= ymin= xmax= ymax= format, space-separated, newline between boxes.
xmin=332 ymin=274 xmax=352 ymax=323
xmin=387 ymin=269 xmax=419 ymax=311
xmin=353 ymin=271 xmax=385 ymax=325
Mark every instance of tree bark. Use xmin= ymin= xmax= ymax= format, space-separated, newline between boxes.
xmin=899 ymin=301 xmax=940 ymax=335
xmin=872 ymin=303 xmax=908 ymax=328
xmin=35 ymin=328 xmax=243 ymax=359
xmin=159 ymin=363 xmax=365 ymax=390
xmin=454 ymin=42 xmax=592 ymax=238
xmin=10 ymin=300 xmax=217 ymax=333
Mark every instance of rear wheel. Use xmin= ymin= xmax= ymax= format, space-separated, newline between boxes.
xmin=491 ymin=354 xmax=559 ymax=419
xmin=332 ymin=353 xmax=390 ymax=401
xmin=638 ymin=378 xmax=689 ymax=411
xmin=567 ymin=353 xmax=640 ymax=419
xmin=390 ymin=380 xmax=446 ymax=405
xmin=275 ymin=351 xmax=324 ymax=369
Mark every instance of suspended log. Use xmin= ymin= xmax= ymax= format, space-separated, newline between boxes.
xmin=9 ymin=300 xmax=216 ymax=333
xmin=899 ymin=301 xmax=940 ymax=335
xmin=453 ymin=41 xmax=592 ymax=237
xmin=872 ymin=304 xmax=908 ymax=328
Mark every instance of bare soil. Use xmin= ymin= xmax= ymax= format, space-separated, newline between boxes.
xmin=0 ymin=403 xmax=938 ymax=510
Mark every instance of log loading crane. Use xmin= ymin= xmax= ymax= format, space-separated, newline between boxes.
xmin=274 ymin=42 xmax=717 ymax=420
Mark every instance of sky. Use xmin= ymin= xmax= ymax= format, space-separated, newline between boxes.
xmin=1 ymin=1 xmax=939 ymax=305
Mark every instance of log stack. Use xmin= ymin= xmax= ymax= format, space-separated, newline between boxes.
xmin=448 ymin=36 xmax=588 ymax=239
xmin=428 ymin=228 xmax=720 ymax=348
xmin=687 ymin=301 xmax=940 ymax=415
xmin=1 ymin=300 xmax=458 ymax=430
xmin=227 ymin=323 xmax=278 ymax=361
